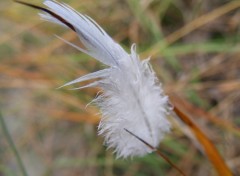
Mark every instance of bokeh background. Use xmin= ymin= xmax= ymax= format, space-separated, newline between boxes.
xmin=1 ymin=0 xmax=240 ymax=175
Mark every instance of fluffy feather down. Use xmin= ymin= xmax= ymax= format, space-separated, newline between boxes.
xmin=41 ymin=0 xmax=171 ymax=158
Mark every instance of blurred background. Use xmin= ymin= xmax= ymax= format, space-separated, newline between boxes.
xmin=1 ymin=0 xmax=240 ymax=175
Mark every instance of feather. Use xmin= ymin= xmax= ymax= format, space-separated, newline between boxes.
xmin=41 ymin=0 xmax=128 ymax=67
xmin=31 ymin=0 xmax=171 ymax=158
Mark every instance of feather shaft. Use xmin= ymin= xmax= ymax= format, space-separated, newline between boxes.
xmin=16 ymin=0 xmax=171 ymax=158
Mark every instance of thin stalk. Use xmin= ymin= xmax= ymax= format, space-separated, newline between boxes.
xmin=0 ymin=111 xmax=28 ymax=176
xmin=124 ymin=128 xmax=186 ymax=176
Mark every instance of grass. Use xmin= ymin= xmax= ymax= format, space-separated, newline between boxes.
xmin=0 ymin=0 xmax=240 ymax=175
xmin=0 ymin=111 xmax=28 ymax=176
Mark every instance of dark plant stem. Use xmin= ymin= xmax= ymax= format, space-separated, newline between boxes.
xmin=124 ymin=128 xmax=186 ymax=176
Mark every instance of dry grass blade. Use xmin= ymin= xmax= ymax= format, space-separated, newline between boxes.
xmin=170 ymin=95 xmax=240 ymax=137
xmin=173 ymin=103 xmax=232 ymax=176
xmin=51 ymin=109 xmax=99 ymax=124
xmin=165 ymin=1 xmax=240 ymax=45
xmin=1 ymin=0 xmax=238 ymax=175
xmin=144 ymin=0 xmax=240 ymax=57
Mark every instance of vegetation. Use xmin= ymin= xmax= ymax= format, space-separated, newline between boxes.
xmin=0 ymin=0 xmax=240 ymax=175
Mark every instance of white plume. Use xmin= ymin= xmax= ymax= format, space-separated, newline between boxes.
xmin=41 ymin=0 xmax=171 ymax=158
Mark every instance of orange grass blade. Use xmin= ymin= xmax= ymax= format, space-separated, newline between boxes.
xmin=172 ymin=102 xmax=232 ymax=176
xmin=171 ymin=95 xmax=240 ymax=137
xmin=51 ymin=110 xmax=99 ymax=124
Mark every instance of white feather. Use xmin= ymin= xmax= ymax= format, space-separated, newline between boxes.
xmin=41 ymin=0 xmax=171 ymax=158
